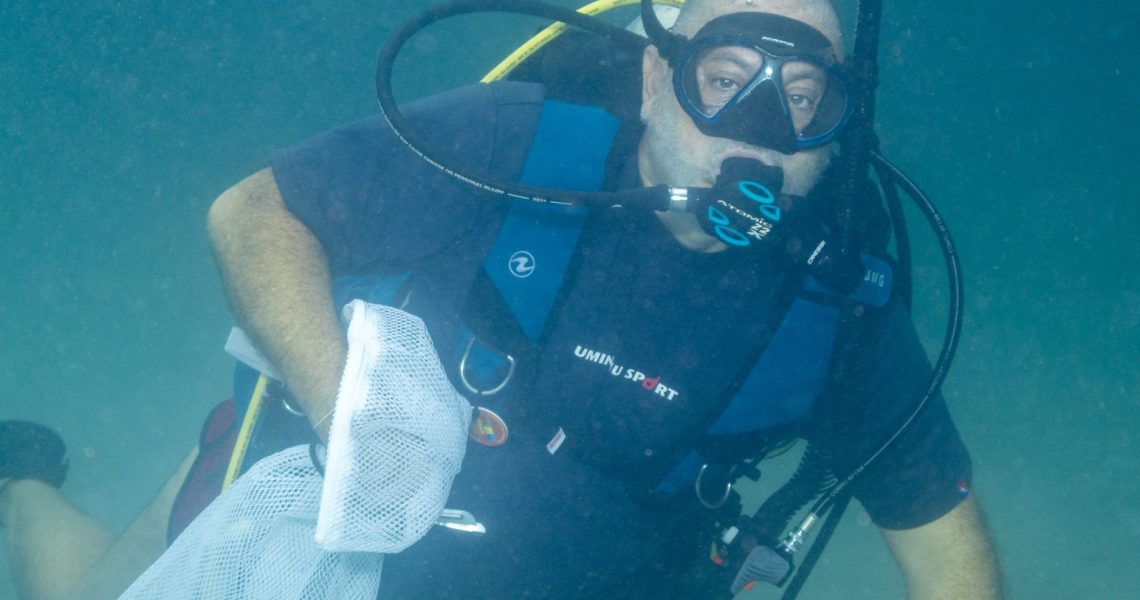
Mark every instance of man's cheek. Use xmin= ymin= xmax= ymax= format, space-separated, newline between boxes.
xmin=780 ymin=151 xmax=830 ymax=195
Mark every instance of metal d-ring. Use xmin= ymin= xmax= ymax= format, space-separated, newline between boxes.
xmin=695 ymin=463 xmax=733 ymax=509
xmin=280 ymin=390 xmax=307 ymax=417
xmin=458 ymin=336 xmax=516 ymax=397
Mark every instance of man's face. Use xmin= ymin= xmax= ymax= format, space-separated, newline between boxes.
xmin=638 ymin=3 xmax=839 ymax=197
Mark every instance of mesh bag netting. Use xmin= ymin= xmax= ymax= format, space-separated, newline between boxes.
xmin=120 ymin=301 xmax=472 ymax=599
xmin=317 ymin=300 xmax=471 ymax=552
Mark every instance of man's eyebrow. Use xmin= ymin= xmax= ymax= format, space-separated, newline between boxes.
xmin=702 ymin=48 xmax=761 ymax=71
xmin=782 ymin=64 xmax=826 ymax=84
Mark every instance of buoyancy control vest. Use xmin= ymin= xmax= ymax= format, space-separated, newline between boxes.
xmin=225 ymin=96 xmax=894 ymax=509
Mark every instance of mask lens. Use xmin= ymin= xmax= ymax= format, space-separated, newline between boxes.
xmin=678 ymin=42 xmax=850 ymax=149
xmin=782 ymin=59 xmax=847 ymax=141
xmin=685 ymin=45 xmax=765 ymax=117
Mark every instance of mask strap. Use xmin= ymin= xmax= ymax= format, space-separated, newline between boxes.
xmin=640 ymin=0 xmax=687 ymax=67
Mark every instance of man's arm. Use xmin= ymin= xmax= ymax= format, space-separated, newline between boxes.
xmin=881 ymin=494 xmax=1002 ymax=599
xmin=206 ymin=167 xmax=345 ymax=440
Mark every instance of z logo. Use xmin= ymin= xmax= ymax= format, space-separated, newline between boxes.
xmin=508 ymin=250 xmax=536 ymax=278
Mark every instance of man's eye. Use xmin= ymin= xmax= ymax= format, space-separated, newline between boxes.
xmin=711 ymin=76 xmax=740 ymax=92
xmin=699 ymin=74 xmax=744 ymax=114
xmin=788 ymin=94 xmax=817 ymax=111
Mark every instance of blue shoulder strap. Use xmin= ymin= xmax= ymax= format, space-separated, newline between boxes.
xmin=656 ymin=254 xmax=895 ymax=493
xmin=237 ymin=100 xmax=619 ymax=409
xmin=481 ymin=100 xmax=621 ymax=342
xmin=324 ymin=99 xmax=619 ymax=336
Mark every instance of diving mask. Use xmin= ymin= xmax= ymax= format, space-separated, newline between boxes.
xmin=667 ymin=12 xmax=851 ymax=154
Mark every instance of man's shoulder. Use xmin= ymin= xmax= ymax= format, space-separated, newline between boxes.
xmin=407 ymin=81 xmax=548 ymax=158
xmin=268 ymin=82 xmax=549 ymax=272
xmin=280 ymin=82 xmax=549 ymax=187
xmin=404 ymin=81 xmax=547 ymax=116
xmin=326 ymin=80 xmax=547 ymax=142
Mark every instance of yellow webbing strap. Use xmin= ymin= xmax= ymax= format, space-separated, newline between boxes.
xmin=481 ymin=0 xmax=685 ymax=83
xmin=222 ymin=373 xmax=268 ymax=490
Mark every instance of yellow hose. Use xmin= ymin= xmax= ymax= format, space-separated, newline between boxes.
xmin=222 ymin=373 xmax=268 ymax=490
xmin=482 ymin=0 xmax=685 ymax=83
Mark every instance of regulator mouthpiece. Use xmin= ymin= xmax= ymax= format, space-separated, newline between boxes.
xmin=687 ymin=157 xmax=864 ymax=293
xmin=691 ymin=157 xmax=786 ymax=248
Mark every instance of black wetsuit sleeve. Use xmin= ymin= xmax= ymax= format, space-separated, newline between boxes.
xmin=830 ymin=301 xmax=974 ymax=530
xmin=269 ymin=82 xmax=545 ymax=276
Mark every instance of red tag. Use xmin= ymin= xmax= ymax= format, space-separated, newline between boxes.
xmin=709 ymin=542 xmax=724 ymax=565
xmin=469 ymin=407 xmax=509 ymax=447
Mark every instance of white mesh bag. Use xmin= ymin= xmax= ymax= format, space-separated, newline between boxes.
xmin=316 ymin=300 xmax=472 ymax=552
xmin=120 ymin=301 xmax=472 ymax=599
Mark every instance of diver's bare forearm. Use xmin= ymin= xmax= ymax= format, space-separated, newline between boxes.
xmin=207 ymin=167 xmax=345 ymax=438
xmin=882 ymin=495 xmax=1002 ymax=599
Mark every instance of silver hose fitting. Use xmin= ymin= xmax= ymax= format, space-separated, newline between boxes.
xmin=667 ymin=186 xmax=690 ymax=212
xmin=778 ymin=512 xmax=820 ymax=555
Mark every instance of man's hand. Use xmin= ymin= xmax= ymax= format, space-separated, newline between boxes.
xmin=207 ymin=168 xmax=346 ymax=442
xmin=881 ymin=494 xmax=1002 ymax=599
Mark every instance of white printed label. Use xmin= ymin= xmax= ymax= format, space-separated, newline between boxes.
xmin=546 ymin=427 xmax=566 ymax=455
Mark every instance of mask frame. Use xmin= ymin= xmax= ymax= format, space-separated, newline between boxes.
xmin=672 ymin=35 xmax=852 ymax=154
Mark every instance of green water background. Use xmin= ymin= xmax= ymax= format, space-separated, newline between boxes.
xmin=2 ymin=0 xmax=1136 ymax=597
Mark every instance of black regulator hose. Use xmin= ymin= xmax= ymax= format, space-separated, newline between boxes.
xmin=777 ymin=149 xmax=965 ymax=555
xmin=777 ymin=156 xmax=954 ymax=598
xmin=375 ymin=0 xmax=670 ymax=210
xmin=879 ymin=162 xmax=914 ymax=310
xmin=768 ymin=0 xmax=963 ymax=593
xmin=780 ymin=492 xmax=850 ymax=599
xmin=830 ymin=0 xmax=882 ymax=277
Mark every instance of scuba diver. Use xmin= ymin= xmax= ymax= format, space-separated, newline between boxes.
xmin=0 ymin=0 xmax=1001 ymax=598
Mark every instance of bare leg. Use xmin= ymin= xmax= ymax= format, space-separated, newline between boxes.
xmin=1 ymin=480 xmax=113 ymax=600
xmin=1 ymin=447 xmax=198 ymax=600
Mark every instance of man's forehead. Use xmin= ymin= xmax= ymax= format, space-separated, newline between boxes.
xmin=681 ymin=0 xmax=843 ymax=52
